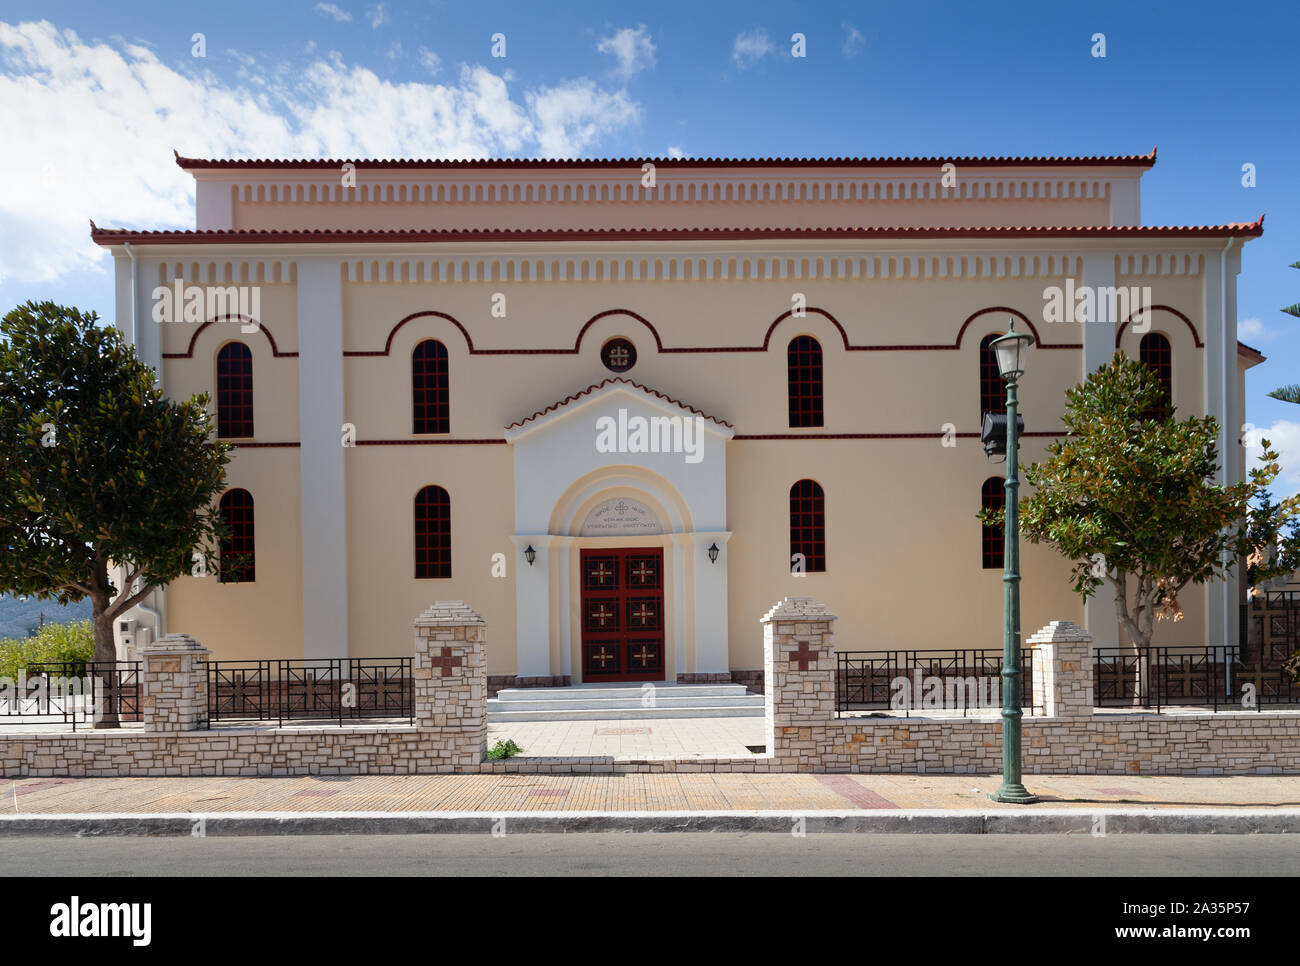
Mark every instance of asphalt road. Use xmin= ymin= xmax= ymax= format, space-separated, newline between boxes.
xmin=5 ymin=833 xmax=1299 ymax=876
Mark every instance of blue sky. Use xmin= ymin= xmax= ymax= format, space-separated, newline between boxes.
xmin=0 ymin=0 xmax=1296 ymax=488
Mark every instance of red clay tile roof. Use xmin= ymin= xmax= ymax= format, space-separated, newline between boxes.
xmin=174 ymin=149 xmax=1158 ymax=170
xmin=90 ymin=219 xmax=1264 ymax=246
xmin=506 ymin=378 xmax=733 ymax=431
xmin=1237 ymin=341 xmax=1266 ymax=362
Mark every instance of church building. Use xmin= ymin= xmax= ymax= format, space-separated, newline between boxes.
xmin=91 ymin=150 xmax=1264 ymax=690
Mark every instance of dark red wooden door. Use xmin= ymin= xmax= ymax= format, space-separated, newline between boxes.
xmin=580 ymin=548 xmax=665 ymax=682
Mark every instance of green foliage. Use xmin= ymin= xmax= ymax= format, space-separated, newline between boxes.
xmin=0 ymin=301 xmax=232 ymax=661
xmin=1281 ymin=261 xmax=1300 ymax=321
xmin=0 ymin=619 xmax=93 ymax=681
xmin=487 ymin=738 xmax=523 ymax=759
xmin=1008 ymin=353 xmax=1293 ymax=648
xmin=1268 ymin=385 xmax=1300 ymax=405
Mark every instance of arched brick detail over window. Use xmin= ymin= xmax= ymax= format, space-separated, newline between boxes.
xmin=1139 ymin=332 xmax=1172 ymax=419
xmin=412 ymin=339 xmax=450 ymax=434
xmin=787 ymin=336 xmax=824 ymax=428
xmin=219 ymin=488 xmax=255 ymax=583
xmin=979 ymin=334 xmax=1005 ymax=419
xmin=789 ymin=479 xmax=826 ymax=573
xmin=415 ymin=485 xmax=451 ymax=578
xmin=216 ymin=342 xmax=254 ymax=439
xmin=981 ymin=477 xmax=1004 ymax=570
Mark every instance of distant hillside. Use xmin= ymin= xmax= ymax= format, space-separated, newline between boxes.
xmin=0 ymin=594 xmax=93 ymax=639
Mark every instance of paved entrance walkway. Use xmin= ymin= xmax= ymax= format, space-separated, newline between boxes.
xmin=487 ymin=716 xmax=764 ymax=759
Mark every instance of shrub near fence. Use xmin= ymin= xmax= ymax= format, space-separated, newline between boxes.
xmin=0 ymin=619 xmax=93 ymax=681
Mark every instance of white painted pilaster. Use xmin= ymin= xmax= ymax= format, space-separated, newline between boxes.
xmin=1081 ymin=253 xmax=1119 ymax=645
xmin=691 ymin=531 xmax=731 ymax=673
xmin=195 ymin=181 xmax=235 ymax=230
xmin=296 ymin=257 xmax=349 ymax=658
xmin=1204 ymin=240 xmax=1242 ymax=650
xmin=511 ymin=534 xmax=552 ymax=677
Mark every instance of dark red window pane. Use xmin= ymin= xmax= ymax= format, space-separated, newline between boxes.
xmin=981 ymin=477 xmax=1004 ymax=570
xmin=1139 ymin=333 xmax=1172 ymax=419
xmin=787 ymin=336 xmax=824 ymax=428
xmin=979 ymin=334 xmax=1005 ymax=419
xmin=789 ymin=479 xmax=826 ymax=573
xmin=216 ymin=342 xmax=254 ymax=439
xmin=219 ymin=488 xmax=255 ymax=583
xmin=414 ymin=485 xmax=451 ymax=578
xmin=413 ymin=340 xmax=449 ymax=434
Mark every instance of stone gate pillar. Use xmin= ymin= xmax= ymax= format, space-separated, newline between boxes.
xmin=1028 ymin=620 xmax=1094 ymax=717
xmin=762 ymin=597 xmax=837 ymax=763
xmin=413 ymin=601 xmax=487 ymax=766
xmin=142 ymin=634 xmax=209 ymax=733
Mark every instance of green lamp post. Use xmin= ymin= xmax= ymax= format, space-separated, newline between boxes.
xmin=988 ymin=319 xmax=1039 ymax=805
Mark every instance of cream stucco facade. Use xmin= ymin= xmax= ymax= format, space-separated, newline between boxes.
xmin=93 ymin=151 xmax=1264 ymax=684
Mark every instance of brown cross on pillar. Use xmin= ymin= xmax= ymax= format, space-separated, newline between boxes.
xmin=789 ymin=640 xmax=819 ymax=671
xmin=429 ymin=647 xmax=463 ymax=677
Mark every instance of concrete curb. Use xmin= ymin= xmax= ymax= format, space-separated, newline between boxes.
xmin=1 ymin=808 xmax=1298 ymax=836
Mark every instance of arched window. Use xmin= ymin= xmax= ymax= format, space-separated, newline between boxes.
xmin=414 ymin=485 xmax=451 ymax=578
xmin=789 ymin=479 xmax=826 ymax=573
xmin=981 ymin=477 xmax=1004 ymax=570
xmin=1139 ymin=332 xmax=1172 ymax=419
xmin=219 ymin=489 xmax=255 ymax=583
xmin=787 ymin=336 xmax=824 ymax=428
xmin=412 ymin=339 xmax=449 ymax=434
xmin=979 ymin=334 xmax=1004 ymax=419
xmin=216 ymin=342 xmax=254 ymax=438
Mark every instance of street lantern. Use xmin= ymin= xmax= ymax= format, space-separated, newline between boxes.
xmin=523 ymin=545 xmax=536 ymax=567
xmin=707 ymin=542 xmax=720 ymax=564
xmin=989 ymin=322 xmax=1033 ymax=379
xmin=989 ymin=318 xmax=1039 ymax=805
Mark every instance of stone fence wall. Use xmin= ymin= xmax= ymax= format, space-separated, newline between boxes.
xmin=2 ymin=597 xmax=1299 ymax=778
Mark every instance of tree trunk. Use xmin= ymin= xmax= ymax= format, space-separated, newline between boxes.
xmin=90 ymin=597 xmax=120 ymax=729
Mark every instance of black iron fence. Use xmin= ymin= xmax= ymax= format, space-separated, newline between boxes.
xmin=0 ymin=661 xmax=142 ymax=730
xmin=836 ymin=648 xmax=1039 ymax=717
xmin=206 ymin=657 xmax=414 ymax=727
xmin=1094 ymin=646 xmax=1299 ymax=712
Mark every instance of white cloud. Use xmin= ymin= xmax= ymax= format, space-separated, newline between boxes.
xmin=666 ymin=145 xmax=685 ymax=158
xmin=842 ymin=22 xmax=865 ymax=58
xmin=732 ymin=28 xmax=773 ymax=69
xmin=1239 ymin=316 xmax=1275 ymax=343
xmin=313 ymin=3 xmax=352 ymax=22
xmin=418 ymin=46 xmax=442 ymax=75
xmin=525 ymin=79 xmax=639 ymax=158
xmin=0 ymin=21 xmax=640 ymax=283
xmin=597 ymin=25 xmax=655 ymax=78
xmin=367 ymin=3 xmax=388 ymax=29
xmin=1246 ymin=420 xmax=1300 ymax=498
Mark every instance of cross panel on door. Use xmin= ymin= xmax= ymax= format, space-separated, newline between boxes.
xmin=580 ymin=548 xmax=664 ymax=682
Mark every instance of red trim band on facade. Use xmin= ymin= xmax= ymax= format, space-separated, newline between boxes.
xmin=161 ymin=316 xmax=298 ymax=359
xmin=506 ymin=377 xmax=734 ymax=430
xmin=89 ymin=219 xmax=1264 ymax=246
xmin=230 ymin=441 xmax=300 ymax=448
xmin=174 ymin=150 xmax=1159 ymax=171
xmin=1114 ymin=304 xmax=1204 ymax=348
xmin=351 ymin=306 xmax=1089 ymax=358
xmin=355 ymin=439 xmax=508 ymax=445
xmin=732 ymin=432 xmax=1065 ymax=440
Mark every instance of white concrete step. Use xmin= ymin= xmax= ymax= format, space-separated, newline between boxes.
xmin=488 ymin=705 xmax=763 ymax=721
xmin=487 ymin=683 xmax=764 ymax=720
xmin=493 ymin=684 xmax=749 ymax=702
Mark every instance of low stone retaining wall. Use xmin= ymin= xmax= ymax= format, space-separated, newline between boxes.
xmin=2 ymin=596 xmax=1298 ymax=778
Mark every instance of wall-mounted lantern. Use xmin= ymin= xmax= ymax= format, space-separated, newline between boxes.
xmin=707 ymin=543 xmax=720 ymax=564
xmin=524 ymin=545 xmax=536 ymax=566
